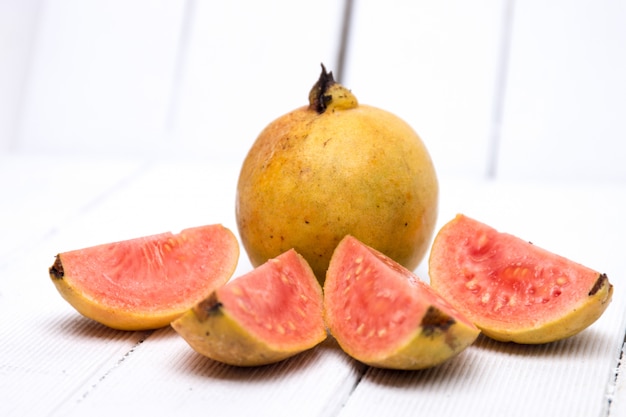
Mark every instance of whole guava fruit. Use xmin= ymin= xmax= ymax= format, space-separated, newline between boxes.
xmin=236 ymin=65 xmax=438 ymax=283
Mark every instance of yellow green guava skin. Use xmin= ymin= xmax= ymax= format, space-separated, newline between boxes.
xmin=361 ymin=312 xmax=480 ymax=370
xmin=172 ymin=294 xmax=301 ymax=367
xmin=236 ymin=66 xmax=439 ymax=283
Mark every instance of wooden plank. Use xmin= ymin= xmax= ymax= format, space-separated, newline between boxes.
xmin=496 ymin=0 xmax=626 ymax=182
xmin=0 ymin=156 xmax=146 ymax=415
xmin=50 ymin=328 xmax=363 ymax=416
xmin=170 ymin=0 xmax=345 ymax=161
xmin=339 ymin=331 xmax=621 ymax=417
xmin=0 ymin=0 xmax=42 ymax=151
xmin=14 ymin=0 xmax=186 ymax=154
xmin=12 ymin=0 xmax=344 ymax=159
xmin=612 ymin=341 xmax=626 ymax=416
xmin=0 ymin=154 xmax=142 ymax=263
xmin=343 ymin=0 xmax=507 ymax=179
xmin=0 ymin=290 xmax=149 ymax=416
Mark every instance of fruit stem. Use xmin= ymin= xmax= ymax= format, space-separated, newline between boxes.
xmin=308 ymin=63 xmax=358 ymax=114
xmin=309 ymin=64 xmax=336 ymax=114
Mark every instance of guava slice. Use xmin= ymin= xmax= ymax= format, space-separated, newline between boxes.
xmin=324 ymin=235 xmax=479 ymax=370
xmin=49 ymin=225 xmax=239 ymax=331
xmin=171 ymin=249 xmax=326 ymax=367
xmin=429 ymin=214 xmax=613 ymax=344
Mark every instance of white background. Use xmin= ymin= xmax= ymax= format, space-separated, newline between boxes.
xmin=2 ymin=0 xmax=624 ymax=182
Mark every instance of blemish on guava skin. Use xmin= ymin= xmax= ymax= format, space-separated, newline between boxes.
xmin=589 ymin=273 xmax=610 ymax=296
xmin=194 ymin=293 xmax=223 ymax=321
xmin=49 ymin=255 xmax=64 ymax=279
xmin=421 ymin=306 xmax=455 ymax=337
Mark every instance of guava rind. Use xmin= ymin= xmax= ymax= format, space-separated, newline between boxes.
xmin=236 ymin=104 xmax=438 ymax=284
xmin=49 ymin=224 xmax=239 ymax=331
xmin=324 ymin=235 xmax=479 ymax=370
xmin=429 ymin=214 xmax=613 ymax=344
xmin=171 ymin=249 xmax=326 ymax=367
xmin=236 ymin=68 xmax=438 ymax=284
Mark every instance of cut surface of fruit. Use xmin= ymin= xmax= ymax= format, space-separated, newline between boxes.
xmin=49 ymin=225 xmax=239 ymax=331
xmin=429 ymin=214 xmax=613 ymax=344
xmin=171 ymin=249 xmax=326 ymax=367
xmin=324 ymin=235 xmax=479 ymax=370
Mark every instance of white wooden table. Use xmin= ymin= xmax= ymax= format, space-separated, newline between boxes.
xmin=1 ymin=154 xmax=624 ymax=416
xmin=1 ymin=1 xmax=625 ymax=416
